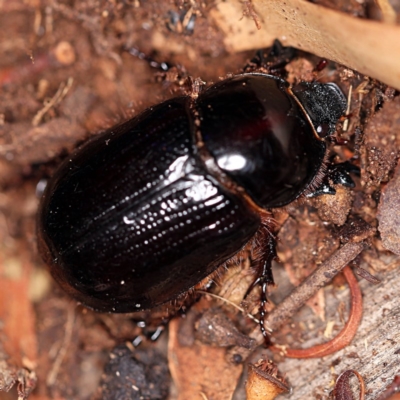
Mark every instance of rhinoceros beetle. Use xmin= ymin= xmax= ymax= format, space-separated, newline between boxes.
xmin=37 ymin=43 xmax=349 ymax=341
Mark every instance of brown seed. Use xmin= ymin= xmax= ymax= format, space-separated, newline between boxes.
xmin=53 ymin=41 xmax=76 ymax=66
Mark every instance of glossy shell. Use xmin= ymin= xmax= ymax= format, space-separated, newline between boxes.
xmin=37 ymin=73 xmax=341 ymax=313
xmin=38 ymin=97 xmax=260 ymax=312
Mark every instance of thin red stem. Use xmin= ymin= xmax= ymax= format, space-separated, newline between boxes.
xmin=274 ymin=266 xmax=362 ymax=358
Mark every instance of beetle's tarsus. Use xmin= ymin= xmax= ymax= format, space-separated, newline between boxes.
xmin=125 ymin=46 xmax=191 ymax=93
xmin=133 ymin=318 xmax=169 ymax=345
xmin=307 ymin=183 xmax=337 ymax=197
xmin=329 ymin=161 xmax=360 ymax=184
xmin=132 ymin=335 xmax=143 ymax=347
xmin=149 ymin=325 xmax=165 ymax=341
xmin=307 ymin=161 xmax=358 ymax=198
xmin=125 ymin=47 xmax=173 ymax=72
xmin=244 ymin=40 xmax=297 ymax=74
xmin=246 ymin=231 xmax=276 ymax=345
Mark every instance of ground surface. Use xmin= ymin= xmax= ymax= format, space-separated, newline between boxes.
xmin=0 ymin=1 xmax=400 ymax=400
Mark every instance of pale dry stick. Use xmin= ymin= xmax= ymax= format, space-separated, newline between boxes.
xmin=342 ymin=85 xmax=352 ymax=133
xmin=46 ymin=303 xmax=76 ymax=387
xmin=228 ymin=241 xmax=367 ymax=362
xmin=196 ymin=290 xmax=260 ymax=324
xmin=199 ymin=392 xmax=209 ymax=400
xmin=32 ymin=77 xmax=73 ymax=126
xmin=375 ymin=0 xmax=397 ymax=24
xmin=211 ymin=0 xmax=400 ymax=90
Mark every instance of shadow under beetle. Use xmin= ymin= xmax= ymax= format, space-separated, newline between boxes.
xmin=37 ymin=44 xmax=349 ymax=341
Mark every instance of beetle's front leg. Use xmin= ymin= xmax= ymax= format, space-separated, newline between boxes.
xmin=307 ymin=161 xmax=359 ymax=198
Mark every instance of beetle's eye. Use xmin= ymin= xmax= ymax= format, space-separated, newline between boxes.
xmin=315 ymin=123 xmax=330 ymax=138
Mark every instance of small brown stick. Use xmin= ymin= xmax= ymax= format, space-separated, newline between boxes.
xmin=242 ymin=1 xmax=262 ymax=30
xmin=274 ymin=266 xmax=362 ymax=358
xmin=266 ymin=241 xmax=365 ymax=332
xmin=46 ymin=303 xmax=76 ymax=387
xmin=354 ymin=265 xmax=381 ymax=284
xmin=333 ymin=369 xmax=366 ymax=400
xmin=32 ymin=77 xmax=74 ymax=126
xmin=228 ymin=241 xmax=366 ymax=362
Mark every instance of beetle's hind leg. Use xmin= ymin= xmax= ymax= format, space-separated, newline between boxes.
xmin=245 ymin=224 xmax=277 ymax=345
xmin=130 ymin=290 xmax=200 ymax=346
xmin=131 ymin=321 xmax=167 ymax=347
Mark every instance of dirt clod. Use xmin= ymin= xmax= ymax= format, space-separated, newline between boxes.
xmin=97 ymin=345 xmax=170 ymax=400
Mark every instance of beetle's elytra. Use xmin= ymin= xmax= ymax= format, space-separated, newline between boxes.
xmin=37 ymin=72 xmax=347 ymax=314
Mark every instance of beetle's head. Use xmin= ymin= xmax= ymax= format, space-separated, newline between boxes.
xmin=291 ymin=81 xmax=347 ymax=140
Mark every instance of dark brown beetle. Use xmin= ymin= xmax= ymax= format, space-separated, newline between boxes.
xmin=37 ymin=57 xmax=349 ymax=339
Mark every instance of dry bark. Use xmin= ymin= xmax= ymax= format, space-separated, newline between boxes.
xmin=275 ymin=259 xmax=400 ymax=399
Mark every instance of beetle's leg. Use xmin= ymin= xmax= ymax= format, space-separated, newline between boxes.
xmin=130 ymin=294 xmax=195 ymax=346
xmin=125 ymin=46 xmax=190 ymax=87
xmin=306 ymin=161 xmax=359 ymax=198
xmin=166 ymin=9 xmax=196 ymax=36
xmin=245 ymin=229 xmax=276 ymax=345
xmin=244 ymin=39 xmax=297 ymax=74
xmin=131 ymin=317 xmax=170 ymax=347
xmin=125 ymin=47 xmax=174 ymax=72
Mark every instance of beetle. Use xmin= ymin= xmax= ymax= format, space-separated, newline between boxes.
xmin=37 ymin=65 xmax=348 ymax=339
